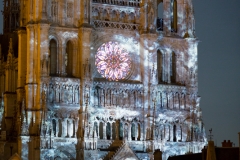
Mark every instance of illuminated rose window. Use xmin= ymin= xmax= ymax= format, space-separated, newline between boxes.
xmin=95 ymin=41 xmax=132 ymax=81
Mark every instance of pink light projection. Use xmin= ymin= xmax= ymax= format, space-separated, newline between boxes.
xmin=95 ymin=41 xmax=132 ymax=81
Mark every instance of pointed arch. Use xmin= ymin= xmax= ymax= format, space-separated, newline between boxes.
xmin=49 ymin=39 xmax=58 ymax=75
xmin=66 ymin=40 xmax=74 ymax=76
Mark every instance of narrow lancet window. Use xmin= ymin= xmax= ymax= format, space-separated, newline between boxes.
xmin=50 ymin=39 xmax=57 ymax=76
xmin=66 ymin=41 xmax=73 ymax=76
xmin=170 ymin=51 xmax=176 ymax=83
xmin=157 ymin=50 xmax=163 ymax=83
xmin=173 ymin=125 xmax=177 ymax=142
xmin=171 ymin=0 xmax=177 ymax=32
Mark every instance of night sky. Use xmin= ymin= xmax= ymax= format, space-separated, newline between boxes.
xmin=0 ymin=0 xmax=239 ymax=146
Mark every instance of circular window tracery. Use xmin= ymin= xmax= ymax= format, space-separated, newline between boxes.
xmin=95 ymin=41 xmax=132 ymax=81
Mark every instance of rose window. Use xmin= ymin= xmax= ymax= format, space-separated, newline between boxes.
xmin=95 ymin=41 xmax=132 ymax=81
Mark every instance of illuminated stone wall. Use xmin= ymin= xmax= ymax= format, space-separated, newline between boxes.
xmin=0 ymin=0 xmax=207 ymax=159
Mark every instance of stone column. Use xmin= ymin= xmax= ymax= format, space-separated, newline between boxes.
xmin=56 ymin=119 xmax=59 ymax=137
xmin=97 ymin=122 xmax=100 ymax=139
xmin=164 ymin=126 xmax=168 ymax=141
xmin=167 ymin=51 xmax=171 ymax=84
xmin=69 ymin=119 xmax=73 ymax=137
xmin=100 ymin=89 xmax=104 ymax=107
xmin=75 ymin=118 xmax=79 ymax=137
xmin=103 ymin=122 xmax=107 ymax=140
xmin=140 ymin=124 xmax=143 ymax=141
xmin=17 ymin=29 xmax=27 ymax=100
xmin=135 ymin=123 xmax=138 ymax=141
xmin=163 ymin=0 xmax=171 ymax=35
xmin=61 ymin=119 xmax=66 ymax=137
xmin=115 ymin=121 xmax=119 ymax=140
xmin=128 ymin=123 xmax=132 ymax=141
xmin=110 ymin=123 xmax=112 ymax=140
xmin=169 ymin=125 xmax=173 ymax=141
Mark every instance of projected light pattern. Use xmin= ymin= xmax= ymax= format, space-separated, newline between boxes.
xmin=95 ymin=41 xmax=132 ymax=81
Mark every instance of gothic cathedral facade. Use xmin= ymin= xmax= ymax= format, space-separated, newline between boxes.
xmin=0 ymin=0 xmax=207 ymax=159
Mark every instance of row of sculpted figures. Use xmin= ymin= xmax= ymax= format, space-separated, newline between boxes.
xmin=155 ymin=91 xmax=187 ymax=110
xmin=42 ymin=82 xmax=80 ymax=105
xmin=92 ymin=7 xmax=139 ymax=24
xmin=93 ymin=87 xmax=144 ymax=108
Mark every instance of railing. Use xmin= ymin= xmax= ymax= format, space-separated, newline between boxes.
xmin=93 ymin=20 xmax=139 ymax=31
xmin=92 ymin=0 xmax=140 ymax=7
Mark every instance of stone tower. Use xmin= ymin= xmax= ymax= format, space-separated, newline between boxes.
xmin=0 ymin=0 xmax=207 ymax=159
xmin=2 ymin=0 xmax=20 ymax=34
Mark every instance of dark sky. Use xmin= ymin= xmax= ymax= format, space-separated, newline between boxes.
xmin=0 ymin=1 xmax=239 ymax=146
xmin=194 ymin=0 xmax=240 ymax=146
